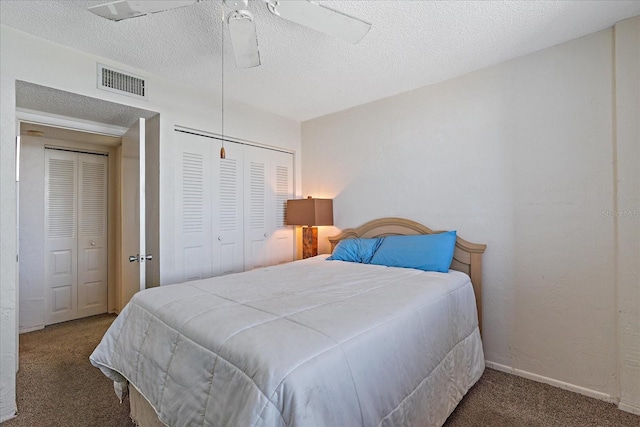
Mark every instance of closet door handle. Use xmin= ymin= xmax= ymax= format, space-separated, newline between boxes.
xmin=218 ymin=236 xmax=222 ymax=241
xmin=263 ymin=233 xmax=268 ymax=238
xmin=129 ymin=254 xmax=140 ymax=263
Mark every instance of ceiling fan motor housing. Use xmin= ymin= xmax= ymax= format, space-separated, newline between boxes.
xmin=223 ymin=0 xmax=249 ymax=9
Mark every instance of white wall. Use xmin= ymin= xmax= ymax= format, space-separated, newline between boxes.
xmin=17 ymin=138 xmax=45 ymax=332
xmin=302 ymin=24 xmax=638 ymax=410
xmin=614 ymin=16 xmax=640 ymax=414
xmin=0 ymin=25 xmax=301 ymax=421
xmin=0 ymin=30 xmax=19 ymax=421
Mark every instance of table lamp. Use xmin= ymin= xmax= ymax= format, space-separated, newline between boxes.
xmin=286 ymin=196 xmax=333 ymax=259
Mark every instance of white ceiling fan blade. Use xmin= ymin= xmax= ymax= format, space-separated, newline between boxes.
xmin=268 ymin=0 xmax=371 ymax=44
xmin=227 ymin=11 xmax=261 ymax=69
xmin=88 ymin=0 xmax=198 ymax=22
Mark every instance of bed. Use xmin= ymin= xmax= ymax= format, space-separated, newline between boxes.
xmin=90 ymin=217 xmax=486 ymax=427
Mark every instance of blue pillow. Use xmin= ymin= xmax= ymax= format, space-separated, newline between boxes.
xmin=327 ymin=237 xmax=384 ymax=263
xmin=368 ymin=231 xmax=457 ymax=273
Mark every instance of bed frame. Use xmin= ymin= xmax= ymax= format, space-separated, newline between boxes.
xmin=129 ymin=217 xmax=487 ymax=426
xmin=328 ymin=217 xmax=487 ymax=333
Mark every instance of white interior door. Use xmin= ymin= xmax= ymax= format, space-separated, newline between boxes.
xmin=44 ymin=149 xmax=79 ymax=325
xmin=120 ymin=118 xmax=146 ymax=308
xmin=174 ymin=131 xmax=213 ymax=282
xmin=77 ymin=153 xmax=108 ymax=318
xmin=268 ymin=151 xmax=294 ymax=265
xmin=44 ymin=149 xmax=108 ymax=325
xmin=244 ymin=146 xmax=270 ymax=270
xmin=213 ymin=141 xmax=244 ymax=275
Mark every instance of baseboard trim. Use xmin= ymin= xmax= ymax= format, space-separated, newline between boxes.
xmin=618 ymin=402 xmax=640 ymax=415
xmin=485 ymin=360 xmax=617 ymax=404
xmin=19 ymin=325 xmax=44 ymax=334
xmin=0 ymin=408 xmax=17 ymax=423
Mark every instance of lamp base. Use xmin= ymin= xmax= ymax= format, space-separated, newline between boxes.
xmin=302 ymin=226 xmax=318 ymax=259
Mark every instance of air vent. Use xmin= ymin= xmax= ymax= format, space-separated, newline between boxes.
xmin=97 ymin=64 xmax=146 ymax=99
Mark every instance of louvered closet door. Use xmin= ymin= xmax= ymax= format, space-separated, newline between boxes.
xmin=77 ymin=153 xmax=108 ymax=318
xmin=44 ymin=150 xmax=109 ymax=325
xmin=268 ymin=151 xmax=294 ymax=265
xmin=44 ymin=150 xmax=79 ymax=325
xmin=213 ymin=141 xmax=244 ymax=276
xmin=243 ymin=146 xmax=271 ymax=270
xmin=175 ymin=131 xmax=213 ymax=281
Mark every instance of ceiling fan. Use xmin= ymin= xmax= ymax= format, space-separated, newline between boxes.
xmin=88 ymin=0 xmax=372 ymax=69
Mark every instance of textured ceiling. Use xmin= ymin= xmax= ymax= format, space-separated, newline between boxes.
xmin=16 ymin=81 xmax=159 ymax=128
xmin=2 ymin=1 xmax=639 ymax=121
xmin=21 ymin=122 xmax=122 ymax=147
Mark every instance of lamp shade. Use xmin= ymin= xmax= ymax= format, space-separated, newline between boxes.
xmin=286 ymin=197 xmax=333 ymax=226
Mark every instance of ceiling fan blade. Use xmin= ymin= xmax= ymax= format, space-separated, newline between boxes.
xmin=268 ymin=0 xmax=371 ymax=44
xmin=227 ymin=11 xmax=261 ymax=69
xmin=88 ymin=0 xmax=198 ymax=22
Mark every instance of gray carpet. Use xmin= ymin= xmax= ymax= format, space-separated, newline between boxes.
xmin=3 ymin=314 xmax=639 ymax=427
xmin=3 ymin=314 xmax=133 ymax=427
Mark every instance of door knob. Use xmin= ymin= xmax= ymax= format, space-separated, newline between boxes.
xmin=90 ymin=241 xmax=96 ymax=246
xmin=264 ymin=233 xmax=268 ymax=238
xmin=129 ymin=254 xmax=140 ymax=262
xmin=144 ymin=254 xmax=153 ymax=261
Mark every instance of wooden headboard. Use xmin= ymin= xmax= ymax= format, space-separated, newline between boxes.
xmin=328 ymin=217 xmax=487 ymax=333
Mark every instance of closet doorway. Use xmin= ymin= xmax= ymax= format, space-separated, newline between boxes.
xmin=19 ymin=124 xmax=120 ymax=330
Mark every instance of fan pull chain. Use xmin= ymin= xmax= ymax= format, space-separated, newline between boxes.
xmin=220 ymin=6 xmax=226 ymax=159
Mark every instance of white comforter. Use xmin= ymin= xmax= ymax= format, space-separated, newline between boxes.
xmin=90 ymin=256 xmax=484 ymax=427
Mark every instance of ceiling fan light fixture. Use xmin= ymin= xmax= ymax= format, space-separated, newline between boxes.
xmin=227 ymin=9 xmax=254 ymax=24
xmin=89 ymin=0 xmax=371 ymax=69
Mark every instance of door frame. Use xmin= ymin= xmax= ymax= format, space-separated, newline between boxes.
xmin=16 ymin=111 xmax=123 ymax=332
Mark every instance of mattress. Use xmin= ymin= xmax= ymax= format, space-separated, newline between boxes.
xmin=90 ymin=255 xmax=484 ymax=427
